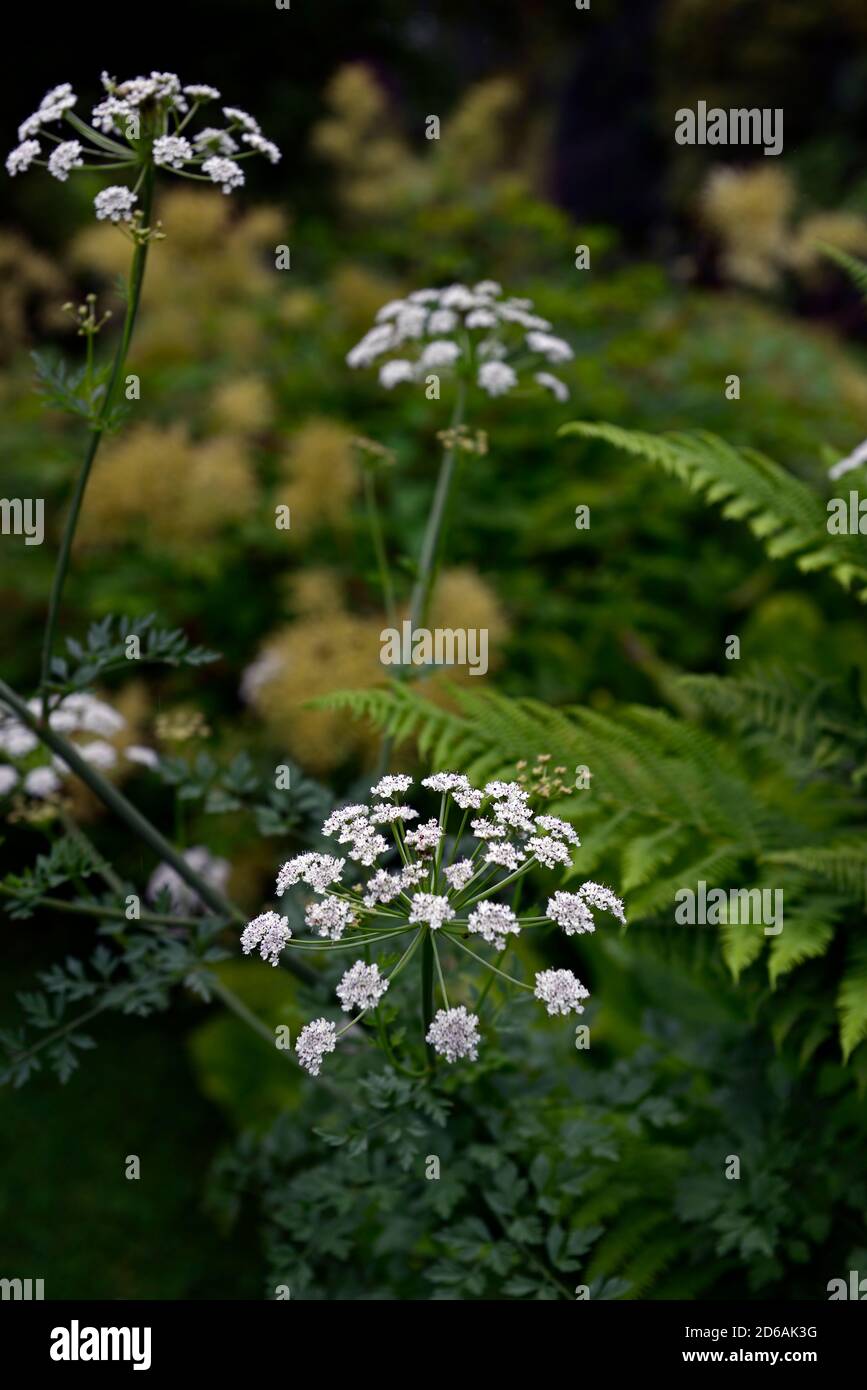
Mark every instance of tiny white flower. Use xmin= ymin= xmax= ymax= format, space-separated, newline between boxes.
xmin=0 ymin=766 xmax=19 ymax=796
xmin=94 ymin=185 xmax=137 ymax=222
xmin=419 ymin=339 xmax=461 ymax=369
xmin=579 ymin=880 xmax=626 ymax=925
xmin=426 ymin=1006 xmax=480 ymax=1062
xmin=336 ymin=960 xmax=389 ymax=1012
xmin=465 ymin=308 xmax=497 ymax=329
xmin=6 ymin=140 xmax=41 ymax=176
xmin=241 ymin=911 xmax=291 ymax=966
xmin=77 ymin=739 xmax=117 ymax=769
xmin=483 ymin=841 xmax=525 ymax=871
xmin=202 ymin=155 xmax=244 ymax=193
xmin=47 ymin=140 xmax=84 ymax=181
xmin=535 ymin=371 xmax=569 ymax=402
xmin=468 ymin=901 xmax=521 ymax=950
xmin=125 ymin=745 xmax=160 ymax=769
xmin=534 ymin=968 xmax=589 ymax=1017
xmin=394 ymin=305 xmax=428 ymax=342
xmin=276 ymin=851 xmax=344 ymax=895
xmin=405 ymin=818 xmax=443 ymax=855
xmin=23 ymin=766 xmax=61 ymax=798
xmin=439 ymin=284 xmax=477 ymax=311
xmin=471 ymin=816 xmax=506 ymax=840
xmin=223 ymin=105 xmax=261 ymax=134
xmin=305 ymin=896 xmax=357 ymax=941
xmin=547 ymin=890 xmax=595 ymax=936
xmin=363 ymin=869 xmax=406 ymax=907
xmin=153 ymin=134 xmax=193 ymax=169
xmin=242 ymin=131 xmax=281 ymax=163
xmin=444 ymin=859 xmax=475 ymax=892
xmin=370 ymin=773 xmax=413 ymax=798
xmin=184 ymin=84 xmax=221 ymax=101
xmin=369 ymin=802 xmax=418 ymax=824
xmin=478 ymin=361 xmax=518 ymax=397
xmin=527 ymin=835 xmax=572 ymax=869
xmin=295 ymin=1018 xmax=336 ymax=1076
xmin=408 ymin=892 xmax=454 ymax=929
xmin=526 ymin=331 xmax=574 ymax=363
xmin=427 ymin=309 xmax=459 ymax=334
xmin=534 ymin=815 xmax=580 ymax=845
xmin=379 ymin=359 xmax=416 ymax=389
xmin=194 ymin=127 xmax=238 ymax=155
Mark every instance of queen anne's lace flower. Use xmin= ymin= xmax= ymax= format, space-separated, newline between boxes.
xmin=337 ymin=960 xmax=389 ymax=1012
xmin=578 ymin=881 xmax=627 ymax=925
xmin=527 ymin=835 xmax=573 ymax=869
xmin=244 ymin=772 xmax=623 ymax=1078
xmin=444 ymin=859 xmax=475 ymax=891
xmin=534 ymin=968 xmax=589 ymax=1016
xmin=153 ymin=135 xmax=193 ymax=168
xmin=409 ymin=893 xmax=454 ymax=929
xmin=202 ymin=155 xmax=244 ymax=194
xmin=47 ymin=140 xmax=84 ymax=181
xmin=346 ymin=282 xmax=572 ymax=402
xmin=305 ymin=896 xmax=356 ymax=941
xmin=468 ymin=901 xmax=521 ymax=950
xmin=0 ymin=766 xmax=19 ymax=796
xmin=295 ymin=1018 xmax=337 ymax=1076
xmin=546 ymin=890 xmax=595 ymax=936
xmin=242 ymin=911 xmax=291 ymax=966
xmin=6 ymin=140 xmax=41 ymax=176
xmin=6 ymin=73 xmax=279 ymax=218
xmin=405 ymin=818 xmax=443 ymax=855
xmin=371 ymin=773 xmax=413 ymax=798
xmin=426 ymin=1006 xmax=480 ymax=1063
xmin=148 ymin=845 xmax=229 ymax=915
xmin=276 ymin=851 xmax=344 ymax=895
xmin=94 ymin=186 xmax=137 ymax=222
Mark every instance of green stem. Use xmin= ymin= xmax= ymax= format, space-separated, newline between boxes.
xmin=406 ymin=381 xmax=467 ymax=638
xmin=0 ymin=887 xmax=209 ymax=930
xmin=363 ymin=467 xmax=396 ymax=625
xmin=421 ymin=927 xmax=436 ymax=1067
xmin=40 ymin=164 xmax=156 ymax=712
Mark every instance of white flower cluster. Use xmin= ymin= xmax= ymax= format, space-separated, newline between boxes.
xmin=346 ymin=282 xmax=573 ymax=401
xmin=0 ymin=691 xmax=159 ymax=803
xmin=241 ymin=910 xmax=291 ymax=966
xmin=245 ymin=770 xmax=625 ymax=1078
xmin=6 ymin=74 xmax=280 ymax=220
xmin=147 ymin=845 xmax=230 ymax=916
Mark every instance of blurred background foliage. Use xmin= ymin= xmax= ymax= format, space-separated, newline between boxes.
xmin=2 ymin=0 xmax=867 ymax=1299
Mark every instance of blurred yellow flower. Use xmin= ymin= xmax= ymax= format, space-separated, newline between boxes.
xmin=700 ymin=165 xmax=794 ymax=289
xmin=210 ymin=375 xmax=274 ymax=435
xmin=275 ymin=418 xmax=359 ymax=538
xmin=77 ymin=422 xmax=258 ymax=549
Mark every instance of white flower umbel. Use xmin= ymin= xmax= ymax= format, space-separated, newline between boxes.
xmin=5 ymin=73 xmax=280 ymax=222
xmin=295 ymin=1018 xmax=337 ymax=1077
xmin=426 ymin=1006 xmax=480 ymax=1063
xmin=345 ymin=282 xmax=573 ymax=403
xmin=244 ymin=772 xmax=624 ymax=1078
xmin=534 ymin=968 xmax=589 ymax=1017
xmin=242 ymin=911 xmax=291 ymax=967
xmin=148 ymin=845 xmax=229 ymax=915
xmin=337 ymin=960 xmax=390 ymax=1012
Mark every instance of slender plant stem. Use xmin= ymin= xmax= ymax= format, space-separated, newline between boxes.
xmin=40 ymin=164 xmax=156 ymax=713
xmin=421 ymin=927 xmax=436 ymax=1067
xmin=0 ymin=887 xmax=208 ymax=930
xmin=431 ymin=932 xmax=449 ymax=1008
xmin=406 ymin=381 xmax=467 ymax=637
xmin=363 ymin=467 xmax=396 ymax=625
xmin=444 ymin=931 xmax=532 ymax=989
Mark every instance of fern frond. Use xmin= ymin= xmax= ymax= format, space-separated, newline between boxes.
xmin=838 ymin=944 xmax=867 ymax=1061
xmin=560 ymin=422 xmax=867 ymax=600
xmin=765 ymin=844 xmax=867 ymax=903
xmin=818 ymin=243 xmax=867 ymax=305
